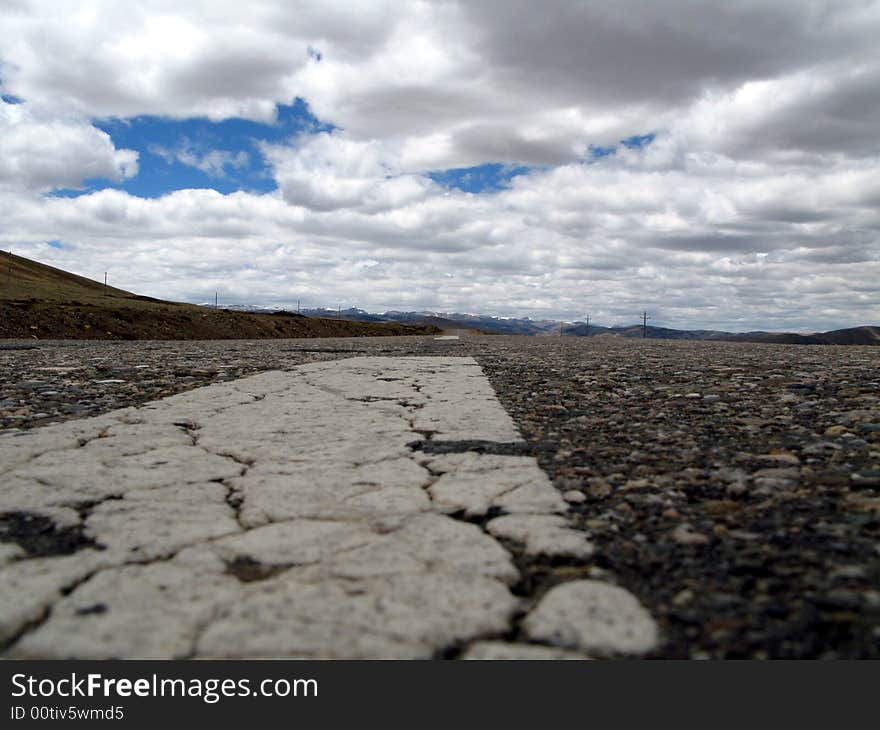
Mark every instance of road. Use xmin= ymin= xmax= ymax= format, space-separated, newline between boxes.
xmin=1 ymin=335 xmax=878 ymax=658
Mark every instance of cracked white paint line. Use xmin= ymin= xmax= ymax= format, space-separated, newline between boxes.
xmin=0 ymin=356 xmax=656 ymax=659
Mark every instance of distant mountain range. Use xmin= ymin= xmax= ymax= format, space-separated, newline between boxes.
xmin=223 ymin=305 xmax=879 ymax=346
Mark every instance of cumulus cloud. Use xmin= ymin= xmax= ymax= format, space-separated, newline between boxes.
xmin=260 ymin=132 xmax=439 ymax=211
xmin=0 ymin=0 xmax=878 ymax=330
xmin=0 ymin=99 xmax=138 ymax=191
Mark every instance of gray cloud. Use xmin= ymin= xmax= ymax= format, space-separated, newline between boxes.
xmin=463 ymin=1 xmax=872 ymax=103
xmin=0 ymin=0 xmax=878 ymax=331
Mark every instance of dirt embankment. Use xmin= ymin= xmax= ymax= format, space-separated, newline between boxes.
xmin=1 ymin=299 xmax=440 ymax=340
xmin=0 ymin=251 xmax=439 ymax=340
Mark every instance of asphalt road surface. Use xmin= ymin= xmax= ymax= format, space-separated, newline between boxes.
xmin=1 ymin=335 xmax=878 ymax=658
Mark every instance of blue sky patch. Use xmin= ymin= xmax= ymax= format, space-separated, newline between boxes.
xmin=622 ymin=133 xmax=656 ymax=149
xmin=52 ymin=99 xmax=334 ymax=198
xmin=588 ymin=144 xmax=617 ymax=159
xmin=46 ymin=240 xmax=64 ymax=249
xmin=428 ymin=163 xmax=536 ymax=193
xmin=586 ymin=132 xmax=656 ymax=162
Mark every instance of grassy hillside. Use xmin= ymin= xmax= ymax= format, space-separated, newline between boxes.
xmin=0 ymin=251 xmax=439 ymax=340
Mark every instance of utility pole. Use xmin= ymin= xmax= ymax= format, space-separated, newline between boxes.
xmin=642 ymin=310 xmax=651 ymax=338
xmin=585 ymin=313 xmax=590 ymax=337
xmin=214 ymin=292 xmax=218 ymax=308
xmin=104 ymin=272 xmax=108 ymax=296
xmin=297 ymin=299 xmax=300 ymax=314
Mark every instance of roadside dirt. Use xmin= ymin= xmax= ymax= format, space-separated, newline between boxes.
xmin=0 ymin=299 xmax=439 ymax=340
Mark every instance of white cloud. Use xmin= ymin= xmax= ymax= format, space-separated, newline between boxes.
xmin=260 ymin=132 xmax=439 ymax=211
xmin=150 ymin=140 xmax=249 ymax=177
xmin=0 ymin=0 xmax=878 ymax=330
xmin=0 ymin=99 xmax=138 ymax=191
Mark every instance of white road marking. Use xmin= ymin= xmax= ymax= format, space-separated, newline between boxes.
xmin=523 ymin=580 xmax=659 ymax=656
xmin=0 ymin=356 xmax=652 ymax=658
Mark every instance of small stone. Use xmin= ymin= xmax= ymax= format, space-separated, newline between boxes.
xmin=671 ymin=589 xmax=694 ymax=606
xmin=672 ymin=523 xmax=710 ymax=545
xmin=851 ymin=472 xmax=880 ymax=489
xmin=802 ymin=441 xmax=841 ymax=456
xmin=820 ymin=589 xmax=861 ymax=610
xmin=824 ymin=425 xmax=847 ymax=437
xmin=522 ymin=580 xmax=659 ymax=657
xmin=845 ymin=496 xmax=880 ymax=514
xmin=752 ymin=467 xmax=800 ymax=480
xmin=829 ymin=565 xmax=867 ymax=581
xmin=752 ymin=467 xmax=799 ymax=492
xmin=756 ymin=452 xmax=800 ymax=465
xmin=703 ymin=499 xmax=739 ymax=517
xmin=726 ymin=482 xmax=748 ymax=498
xmin=562 ymin=489 xmax=586 ymax=504
xmin=587 ymin=478 xmax=612 ymax=497
xmin=713 ymin=467 xmax=748 ymax=483
xmin=622 ymin=478 xmax=650 ymax=490
xmin=728 ymin=529 xmax=762 ymax=541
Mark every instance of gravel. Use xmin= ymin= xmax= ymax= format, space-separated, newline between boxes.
xmin=2 ymin=334 xmax=878 ymax=658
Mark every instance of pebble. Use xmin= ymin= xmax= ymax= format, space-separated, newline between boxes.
xmin=562 ymin=489 xmax=586 ymax=504
xmin=824 ymin=425 xmax=848 ymax=437
xmin=672 ymin=523 xmax=710 ymax=545
xmin=671 ymin=589 xmax=694 ymax=606
xmin=725 ymin=482 xmax=748 ymax=497
xmin=851 ymin=472 xmax=880 ymax=488
xmin=727 ymin=530 xmax=762 ymax=541
xmin=587 ymin=478 xmax=612 ymax=497
xmin=756 ymin=452 xmax=800 ymax=465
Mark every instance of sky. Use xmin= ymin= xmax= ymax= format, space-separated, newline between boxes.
xmin=1 ymin=1 xmax=879 ymax=332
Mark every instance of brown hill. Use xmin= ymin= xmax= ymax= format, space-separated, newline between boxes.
xmin=712 ymin=326 xmax=880 ymax=346
xmin=817 ymin=326 xmax=880 ymax=345
xmin=0 ymin=251 xmax=439 ymax=340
